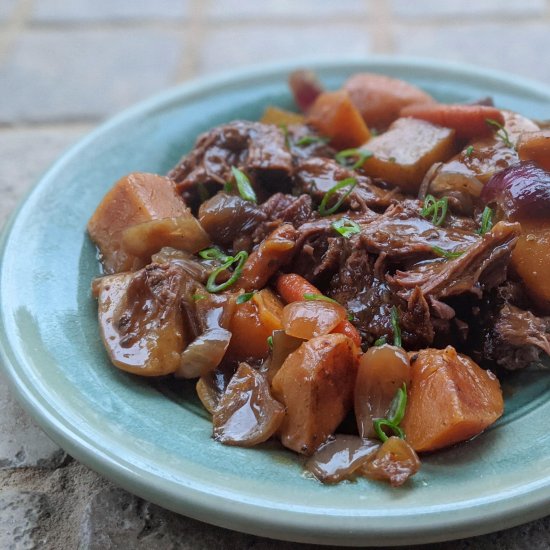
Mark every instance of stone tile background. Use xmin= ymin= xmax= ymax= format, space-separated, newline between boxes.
xmin=1 ymin=0 xmax=550 ymax=548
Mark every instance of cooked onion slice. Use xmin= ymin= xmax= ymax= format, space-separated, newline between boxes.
xmin=263 ymin=329 xmax=304 ymax=383
xmin=282 ymin=300 xmax=347 ymax=340
xmin=305 ymin=435 xmax=380 ymax=484
xmin=360 ymin=436 xmax=420 ymax=487
xmin=175 ymin=327 xmax=231 ymax=379
xmin=355 ymin=345 xmax=411 ymax=438
xmin=481 ymin=160 xmax=550 ymax=221
xmin=213 ymin=363 xmax=285 ymax=447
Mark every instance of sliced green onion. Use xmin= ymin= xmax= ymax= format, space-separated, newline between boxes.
xmin=391 ymin=306 xmax=402 ymax=348
xmin=192 ymin=294 xmax=206 ymax=302
xmin=431 ymin=246 xmax=464 ymax=260
xmin=347 ymin=312 xmax=355 ymax=322
xmin=231 ymin=167 xmax=257 ymax=203
xmin=267 ymin=335 xmax=273 ymax=349
xmin=318 ymin=177 xmax=357 ymax=216
xmin=296 ymin=135 xmax=330 ymax=146
xmin=420 ymin=194 xmax=448 ymax=226
xmin=279 ymin=124 xmax=290 ymax=148
xmin=199 ymin=247 xmax=231 ymax=261
xmin=206 ymin=251 xmax=248 ymax=293
xmin=303 ymin=293 xmax=338 ymax=304
xmin=387 ymin=383 xmax=407 ymax=425
xmin=477 ymin=206 xmax=494 ymax=235
xmin=373 ymin=418 xmax=405 ymax=443
xmin=374 ymin=336 xmax=387 ymax=347
xmin=485 ymin=118 xmax=513 ymax=148
xmin=236 ymin=292 xmax=255 ymax=304
xmin=465 ymin=145 xmax=474 ymax=157
xmin=331 ymin=217 xmax=361 ymax=238
xmin=223 ymin=181 xmax=233 ymax=193
xmin=335 ymin=148 xmax=373 ymax=170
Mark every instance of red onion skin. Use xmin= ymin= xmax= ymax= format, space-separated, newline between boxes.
xmin=481 ymin=161 xmax=550 ymax=221
xmin=289 ymin=70 xmax=324 ymax=113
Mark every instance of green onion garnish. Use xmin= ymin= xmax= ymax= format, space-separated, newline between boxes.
xmin=374 ymin=336 xmax=387 ymax=347
xmin=373 ymin=419 xmax=405 ymax=443
xmin=420 ymin=194 xmax=448 ymax=226
xmin=465 ymin=145 xmax=474 ymax=157
xmin=296 ymin=135 xmax=330 ymax=147
xmin=347 ymin=312 xmax=355 ymax=322
xmin=279 ymin=124 xmax=290 ymax=148
xmin=335 ymin=148 xmax=373 ymax=170
xmin=318 ymin=178 xmax=357 ymax=216
xmin=485 ymin=118 xmax=513 ymax=148
xmin=231 ymin=167 xmax=257 ymax=203
xmin=206 ymin=251 xmax=248 ymax=293
xmin=431 ymin=246 xmax=464 ymax=260
xmin=303 ymin=293 xmax=338 ymax=304
xmin=192 ymin=294 xmax=206 ymax=302
xmin=236 ymin=292 xmax=255 ymax=304
xmin=391 ymin=306 xmax=402 ymax=348
xmin=199 ymin=247 xmax=231 ymax=261
xmin=477 ymin=206 xmax=494 ymax=236
xmin=267 ymin=335 xmax=273 ymax=349
xmin=387 ymin=383 xmax=407 ymax=425
xmin=331 ymin=217 xmax=361 ymax=238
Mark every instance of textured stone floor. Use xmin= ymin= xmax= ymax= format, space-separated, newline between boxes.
xmin=1 ymin=1 xmax=550 ymax=548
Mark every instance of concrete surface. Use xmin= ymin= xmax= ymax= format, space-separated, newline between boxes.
xmin=1 ymin=0 xmax=550 ymax=548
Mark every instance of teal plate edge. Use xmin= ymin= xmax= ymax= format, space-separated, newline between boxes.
xmin=1 ymin=56 xmax=550 ymax=547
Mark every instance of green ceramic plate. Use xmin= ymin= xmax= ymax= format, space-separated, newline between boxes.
xmin=1 ymin=57 xmax=550 ymax=547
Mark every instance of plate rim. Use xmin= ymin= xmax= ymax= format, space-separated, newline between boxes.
xmin=2 ymin=55 xmax=550 ymax=546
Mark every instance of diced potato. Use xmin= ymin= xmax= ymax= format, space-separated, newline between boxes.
xmin=271 ymin=333 xmax=358 ymax=455
xmin=88 ymin=173 xmax=189 ymax=273
xmin=307 ymin=90 xmax=371 ymax=149
xmin=401 ymin=347 xmax=503 ymax=453
xmin=95 ymin=264 xmax=188 ymax=376
xmin=260 ymin=106 xmax=305 ymax=126
xmin=360 ymin=118 xmax=455 ymax=192
xmin=517 ymin=130 xmax=550 ymax=171
xmin=502 ymin=110 xmax=540 ymax=143
xmin=511 ymin=220 xmax=550 ymax=313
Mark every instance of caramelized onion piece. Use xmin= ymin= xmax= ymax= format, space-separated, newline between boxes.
xmin=196 ymin=376 xmax=219 ymax=415
xmin=355 ymin=345 xmax=411 ymax=438
xmin=360 ymin=436 xmax=420 ymax=487
xmin=305 ymin=435 xmax=380 ymax=484
xmin=481 ymin=160 xmax=550 ymax=221
xmin=176 ymin=327 xmax=231 ymax=379
xmin=213 ymin=363 xmax=285 ymax=447
xmin=263 ymin=330 xmax=304 ymax=384
xmin=282 ymin=300 xmax=347 ymax=340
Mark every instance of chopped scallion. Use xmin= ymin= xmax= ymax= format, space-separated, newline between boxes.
xmin=296 ymin=135 xmax=330 ymax=147
xmin=485 ymin=118 xmax=513 ymax=148
xmin=391 ymin=306 xmax=402 ymax=348
xmin=192 ymin=294 xmax=206 ymax=302
xmin=387 ymin=383 xmax=407 ymax=425
xmin=374 ymin=336 xmax=387 ymax=347
xmin=231 ymin=166 xmax=257 ymax=203
xmin=420 ymin=194 xmax=448 ymax=226
xmin=267 ymin=335 xmax=273 ymax=350
xmin=373 ymin=418 xmax=405 ymax=443
xmin=335 ymin=148 xmax=373 ymax=170
xmin=199 ymin=247 xmax=230 ymax=261
xmin=318 ymin=177 xmax=357 ymax=216
xmin=431 ymin=246 xmax=464 ymax=260
xmin=465 ymin=145 xmax=474 ymax=157
xmin=205 ymin=251 xmax=248 ymax=293
xmin=236 ymin=292 xmax=255 ymax=304
xmin=303 ymin=293 xmax=338 ymax=304
xmin=477 ymin=206 xmax=494 ymax=235
xmin=331 ymin=217 xmax=361 ymax=238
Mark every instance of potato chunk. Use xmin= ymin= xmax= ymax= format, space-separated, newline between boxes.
xmin=95 ymin=263 xmax=188 ymax=376
xmin=271 ymin=333 xmax=357 ymax=455
xmin=88 ymin=172 xmax=190 ymax=273
xmin=401 ymin=347 xmax=503 ymax=453
xmin=360 ymin=118 xmax=455 ymax=192
xmin=517 ymin=130 xmax=550 ymax=171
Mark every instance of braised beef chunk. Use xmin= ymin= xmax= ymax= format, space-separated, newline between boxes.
xmin=169 ymin=121 xmax=293 ymax=207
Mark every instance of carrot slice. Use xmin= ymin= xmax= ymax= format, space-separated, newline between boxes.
xmin=275 ymin=273 xmax=361 ymax=347
xmin=399 ymin=104 xmax=505 ymax=140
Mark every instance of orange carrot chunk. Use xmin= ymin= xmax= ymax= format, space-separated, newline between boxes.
xmin=307 ymin=91 xmax=371 ymax=149
xmin=399 ymin=104 xmax=506 ymax=140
